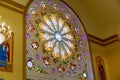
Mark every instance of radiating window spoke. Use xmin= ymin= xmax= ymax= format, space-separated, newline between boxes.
xmin=62 ymin=41 xmax=72 ymax=51
xmin=40 ymin=13 xmax=75 ymax=60
xmin=40 ymin=29 xmax=54 ymax=36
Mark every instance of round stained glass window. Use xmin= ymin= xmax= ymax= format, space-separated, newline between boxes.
xmin=26 ymin=0 xmax=94 ymax=80
xmin=38 ymin=12 xmax=75 ymax=60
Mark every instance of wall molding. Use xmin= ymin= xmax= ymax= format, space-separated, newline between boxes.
xmin=1 ymin=0 xmax=25 ymax=9
xmin=88 ymin=34 xmax=119 ymax=46
xmin=0 ymin=0 xmax=25 ymax=14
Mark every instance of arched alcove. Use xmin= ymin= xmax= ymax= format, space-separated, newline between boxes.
xmin=25 ymin=0 xmax=94 ymax=80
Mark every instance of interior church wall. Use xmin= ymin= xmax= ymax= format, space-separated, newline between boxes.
xmin=106 ymin=41 xmax=120 ymax=80
xmin=1 ymin=0 xmax=119 ymax=80
xmin=64 ymin=1 xmax=110 ymax=80
xmin=63 ymin=3 xmax=120 ymax=80
xmin=0 ymin=6 xmax=23 ymax=80
xmin=89 ymin=42 xmax=110 ymax=80
xmin=0 ymin=0 xmax=103 ymax=80
xmin=99 ymin=25 xmax=120 ymax=39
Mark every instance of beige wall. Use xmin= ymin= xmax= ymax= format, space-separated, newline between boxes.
xmin=106 ymin=41 xmax=120 ymax=80
xmin=89 ymin=41 xmax=110 ymax=80
xmin=100 ymin=25 xmax=120 ymax=38
xmin=89 ymin=33 xmax=120 ymax=80
xmin=0 ymin=6 xmax=23 ymax=80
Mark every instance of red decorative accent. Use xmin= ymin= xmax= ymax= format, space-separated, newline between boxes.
xmin=57 ymin=64 xmax=65 ymax=73
xmin=42 ymin=56 xmax=50 ymax=68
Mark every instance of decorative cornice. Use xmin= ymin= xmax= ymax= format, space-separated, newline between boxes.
xmin=1 ymin=0 xmax=25 ymax=9
xmin=88 ymin=34 xmax=119 ymax=46
xmin=0 ymin=0 xmax=25 ymax=14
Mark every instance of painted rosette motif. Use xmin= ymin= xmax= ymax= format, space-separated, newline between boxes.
xmin=26 ymin=0 xmax=94 ymax=80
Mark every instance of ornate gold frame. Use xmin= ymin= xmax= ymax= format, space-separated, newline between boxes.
xmin=0 ymin=33 xmax=14 ymax=72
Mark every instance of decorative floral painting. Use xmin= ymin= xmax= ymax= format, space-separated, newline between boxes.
xmin=96 ymin=56 xmax=107 ymax=80
xmin=25 ymin=0 xmax=94 ymax=80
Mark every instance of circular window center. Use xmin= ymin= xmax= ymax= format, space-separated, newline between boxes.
xmin=55 ymin=32 xmax=63 ymax=41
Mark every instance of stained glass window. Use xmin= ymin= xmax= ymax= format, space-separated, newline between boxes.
xmin=26 ymin=0 xmax=94 ymax=80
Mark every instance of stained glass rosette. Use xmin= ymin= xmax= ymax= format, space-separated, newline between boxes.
xmin=26 ymin=0 xmax=94 ymax=80
xmin=39 ymin=13 xmax=76 ymax=60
